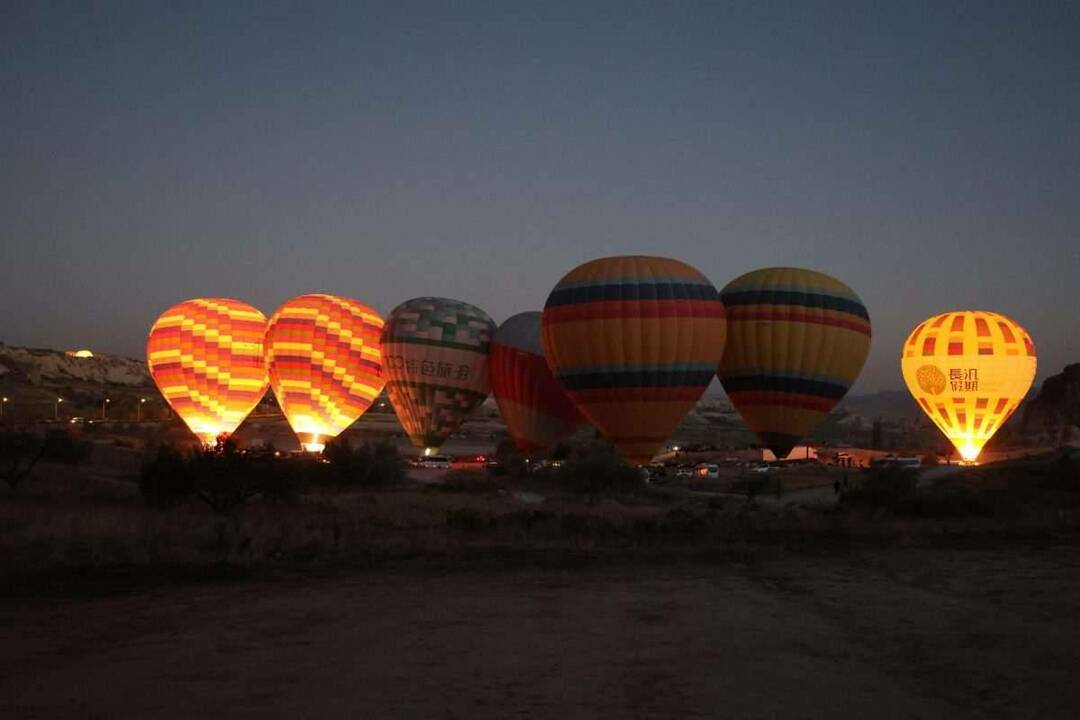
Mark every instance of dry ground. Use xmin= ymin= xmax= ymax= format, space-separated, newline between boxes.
xmin=3 ymin=547 xmax=1080 ymax=719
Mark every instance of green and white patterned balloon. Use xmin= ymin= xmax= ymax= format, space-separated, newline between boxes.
xmin=381 ymin=297 xmax=495 ymax=452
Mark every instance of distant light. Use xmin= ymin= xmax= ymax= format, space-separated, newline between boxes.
xmin=672 ymin=446 xmax=680 ymax=452
xmin=57 ymin=397 xmax=63 ymax=403
xmin=302 ymin=441 xmax=325 ymax=453
xmin=140 ymin=398 xmax=146 ymax=403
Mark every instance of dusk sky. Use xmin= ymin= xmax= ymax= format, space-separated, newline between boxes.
xmin=2 ymin=1 xmax=1077 ymax=393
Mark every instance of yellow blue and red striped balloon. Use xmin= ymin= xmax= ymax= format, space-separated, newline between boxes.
xmin=542 ymin=256 xmax=727 ymax=465
xmin=265 ymin=294 xmax=386 ymax=452
xmin=718 ymin=267 xmax=871 ymax=460
xmin=146 ymin=298 xmax=269 ymax=445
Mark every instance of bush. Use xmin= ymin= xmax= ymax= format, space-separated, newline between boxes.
xmin=492 ymin=438 xmax=526 ymax=476
xmin=321 ymin=437 xmax=405 ymax=488
xmin=1037 ymin=453 xmax=1080 ymax=492
xmin=551 ymin=440 xmax=644 ymax=502
xmin=140 ymin=438 xmax=296 ymax=513
xmin=438 ymin=469 xmax=501 ymax=493
xmin=139 ymin=437 xmax=406 ymax=512
xmin=840 ymin=466 xmax=918 ymax=509
xmin=0 ymin=430 xmax=45 ymax=490
xmin=732 ymin=475 xmax=774 ymax=497
xmin=139 ymin=443 xmax=195 ymax=507
xmin=0 ymin=429 xmax=90 ymax=490
xmin=41 ymin=430 xmax=92 ymax=466
xmin=893 ymin=483 xmax=991 ymax=517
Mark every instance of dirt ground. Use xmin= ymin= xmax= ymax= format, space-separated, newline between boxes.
xmin=3 ymin=547 xmax=1080 ymax=719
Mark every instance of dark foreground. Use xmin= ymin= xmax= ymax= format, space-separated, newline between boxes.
xmin=3 ymin=548 xmax=1080 ymax=719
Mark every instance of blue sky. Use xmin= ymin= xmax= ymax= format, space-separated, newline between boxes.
xmin=2 ymin=1 xmax=1077 ymax=391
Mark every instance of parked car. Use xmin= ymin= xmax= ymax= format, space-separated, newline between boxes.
xmin=451 ymin=454 xmax=487 ymax=469
xmin=418 ymin=454 xmax=452 ymax=469
xmin=675 ymin=466 xmax=694 ymax=479
xmin=694 ymin=463 xmax=720 ymax=480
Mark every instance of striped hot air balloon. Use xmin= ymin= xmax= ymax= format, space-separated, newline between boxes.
xmin=489 ymin=312 xmax=584 ymax=453
xmin=718 ymin=267 xmax=871 ymax=460
xmin=264 ymin=294 xmax=386 ymax=452
xmin=901 ymin=311 xmax=1036 ymax=463
xmin=146 ymin=298 xmax=269 ymax=445
xmin=542 ymin=256 xmax=727 ymax=465
xmin=382 ymin=297 xmax=495 ymax=454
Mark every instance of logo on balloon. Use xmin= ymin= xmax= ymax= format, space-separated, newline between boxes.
xmin=916 ymin=365 xmax=947 ymax=395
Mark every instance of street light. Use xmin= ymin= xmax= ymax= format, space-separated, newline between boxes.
xmin=102 ymin=397 xmax=111 ymax=420
xmin=1 ymin=396 xmax=8 ymax=421
xmin=138 ymin=397 xmax=146 ymax=422
xmin=55 ymin=397 xmax=63 ymax=421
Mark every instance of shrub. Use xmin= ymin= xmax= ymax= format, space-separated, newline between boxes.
xmin=732 ymin=475 xmax=773 ymax=497
xmin=41 ymin=430 xmax=92 ymax=466
xmin=492 ymin=437 xmax=526 ymax=476
xmin=893 ymin=483 xmax=991 ymax=517
xmin=439 ymin=469 xmax=501 ymax=493
xmin=139 ymin=437 xmax=407 ymax=511
xmin=840 ymin=465 xmax=918 ymax=509
xmin=139 ymin=443 xmax=196 ymax=507
xmin=140 ymin=438 xmax=293 ymax=513
xmin=321 ymin=437 xmax=405 ymax=488
xmin=0 ymin=430 xmax=45 ymax=490
xmin=551 ymin=440 xmax=644 ymax=502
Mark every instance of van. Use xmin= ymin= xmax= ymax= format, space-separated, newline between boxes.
xmin=418 ymin=455 xmax=452 ymax=469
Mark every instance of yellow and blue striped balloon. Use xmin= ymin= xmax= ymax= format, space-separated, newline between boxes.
xmin=542 ymin=256 xmax=727 ymax=465
xmin=718 ymin=267 xmax=871 ymax=459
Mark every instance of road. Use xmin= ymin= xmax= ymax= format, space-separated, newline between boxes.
xmin=3 ymin=549 xmax=1080 ymax=719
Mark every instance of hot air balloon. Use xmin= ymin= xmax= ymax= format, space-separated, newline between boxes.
xmin=901 ymin=311 xmax=1036 ymax=463
xmin=718 ymin=267 xmax=871 ymax=460
xmin=382 ymin=297 xmax=495 ymax=454
xmin=264 ymin=294 xmax=386 ymax=452
xmin=489 ymin=312 xmax=584 ymax=453
xmin=542 ymin=256 xmax=727 ymax=465
xmin=146 ymin=298 xmax=269 ymax=445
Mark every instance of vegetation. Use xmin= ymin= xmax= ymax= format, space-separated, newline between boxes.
xmin=139 ymin=436 xmax=406 ymax=513
xmin=1 ymin=429 xmax=91 ymax=490
xmin=5 ymin=430 xmax=1080 ymax=589
xmin=547 ymin=440 xmax=645 ymax=502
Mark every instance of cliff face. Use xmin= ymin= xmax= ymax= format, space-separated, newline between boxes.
xmin=0 ymin=344 xmax=150 ymax=388
xmin=1022 ymin=364 xmax=1080 ymax=443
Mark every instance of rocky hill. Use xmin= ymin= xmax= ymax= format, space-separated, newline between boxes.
xmin=838 ymin=390 xmax=922 ymax=423
xmin=1022 ymin=364 xmax=1080 ymax=445
xmin=0 ymin=344 xmax=150 ymax=388
xmin=0 ymin=343 xmax=154 ymax=421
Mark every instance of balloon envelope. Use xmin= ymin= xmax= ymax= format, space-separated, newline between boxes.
xmin=718 ymin=267 xmax=871 ymax=460
xmin=264 ymin=294 xmax=386 ymax=452
xmin=489 ymin=312 xmax=583 ymax=453
xmin=901 ymin=310 xmax=1036 ymax=463
xmin=146 ymin=298 xmax=269 ymax=445
xmin=382 ymin=297 xmax=495 ymax=453
xmin=542 ymin=256 xmax=727 ymax=465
